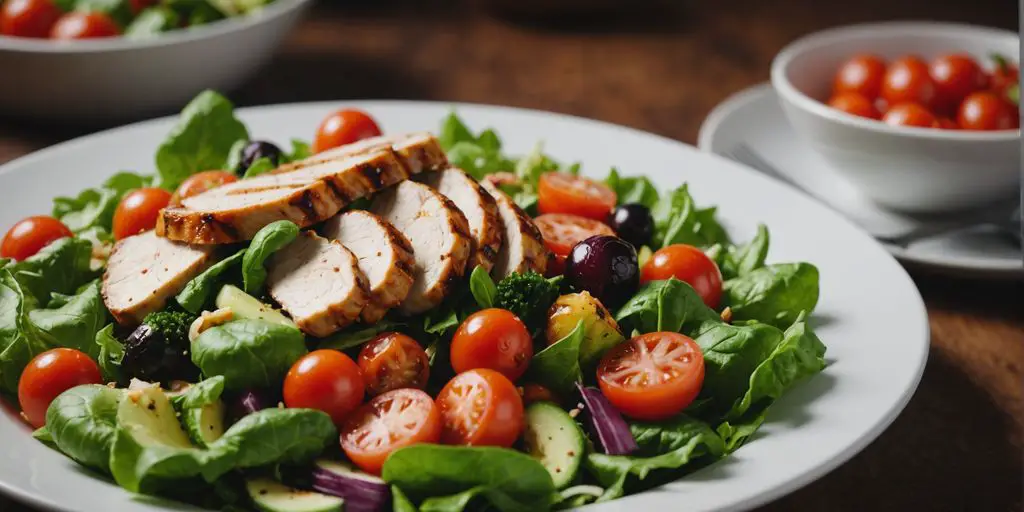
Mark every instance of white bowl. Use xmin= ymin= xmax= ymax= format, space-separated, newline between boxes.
xmin=771 ymin=21 xmax=1020 ymax=214
xmin=0 ymin=0 xmax=312 ymax=122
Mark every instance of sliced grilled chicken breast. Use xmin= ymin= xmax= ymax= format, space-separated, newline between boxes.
xmin=321 ymin=210 xmax=415 ymax=323
xmin=102 ymin=231 xmax=217 ymax=325
xmin=480 ymin=181 xmax=549 ymax=278
xmin=277 ymin=133 xmax=447 ymax=175
xmin=266 ymin=231 xmax=370 ymax=337
xmin=369 ymin=181 xmax=473 ymax=315
xmin=417 ymin=168 xmax=503 ymax=272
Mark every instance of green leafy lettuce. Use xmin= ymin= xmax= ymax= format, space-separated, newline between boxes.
xmin=525 ymin=320 xmax=584 ymax=396
xmin=241 ymin=220 xmax=298 ymax=295
xmin=177 ymin=250 xmax=244 ymax=314
xmin=155 ymin=90 xmax=249 ymax=191
xmin=190 ymin=319 xmax=307 ymax=391
xmin=46 ymin=384 xmax=124 ymax=473
xmin=722 ymin=262 xmax=820 ymax=328
xmin=52 ymin=172 xmax=150 ymax=234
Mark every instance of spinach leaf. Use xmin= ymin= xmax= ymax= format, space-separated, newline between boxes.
xmin=690 ymin=320 xmax=784 ymax=417
xmin=615 ymin=278 xmax=717 ymax=335
xmin=526 ymin=320 xmax=584 ymax=396
xmin=29 ymin=280 xmax=107 ymax=359
xmin=0 ymin=272 xmax=46 ymax=394
xmin=715 ymin=410 xmax=767 ymax=453
xmin=392 ymin=485 xmax=418 ymax=512
xmin=283 ymin=139 xmax=313 ymax=162
xmin=604 ymin=168 xmax=659 ymax=208
xmin=651 ymin=185 xmax=729 ymax=249
xmin=177 ymin=250 xmax=244 ymax=314
xmin=318 ymin=320 xmax=405 ymax=351
xmin=125 ymin=6 xmax=179 ymax=37
xmin=224 ymin=139 xmax=248 ymax=172
xmin=52 ymin=172 xmax=149 ymax=233
xmin=242 ymin=221 xmax=298 ymax=295
xmin=155 ymin=90 xmax=249 ymax=191
xmin=46 ymin=384 xmax=123 ymax=473
xmin=720 ymin=224 xmax=769 ymax=279
xmin=32 ymin=426 xmax=53 ymax=444
xmin=191 ymin=319 xmax=307 ymax=391
xmin=172 ymin=376 xmax=226 ymax=409
xmin=420 ymin=487 xmax=486 ymax=512
xmin=5 ymin=237 xmax=95 ymax=305
xmin=723 ymin=263 xmax=819 ymax=328
xmin=95 ymin=324 xmax=125 ymax=383
xmin=241 ymin=157 xmax=275 ymax=179
xmin=468 ymin=265 xmax=497 ymax=309
xmin=383 ymin=445 xmax=556 ymax=512
xmin=438 ymin=112 xmax=476 ymax=151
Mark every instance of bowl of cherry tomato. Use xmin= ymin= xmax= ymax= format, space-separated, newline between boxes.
xmin=771 ymin=22 xmax=1020 ymax=213
xmin=0 ymin=0 xmax=312 ymax=122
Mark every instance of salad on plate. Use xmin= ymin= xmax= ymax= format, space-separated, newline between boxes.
xmin=0 ymin=91 xmax=827 ymax=512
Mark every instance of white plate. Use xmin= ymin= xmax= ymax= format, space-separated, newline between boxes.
xmin=0 ymin=101 xmax=929 ymax=512
xmin=699 ymin=83 xmax=1023 ymax=279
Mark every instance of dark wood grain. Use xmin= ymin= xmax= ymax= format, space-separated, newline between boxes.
xmin=1 ymin=1 xmax=1022 ymax=510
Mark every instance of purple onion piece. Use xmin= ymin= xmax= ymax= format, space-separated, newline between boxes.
xmin=308 ymin=459 xmax=390 ymax=512
xmin=227 ymin=388 xmax=272 ymax=422
xmin=576 ymin=384 xmax=638 ymax=455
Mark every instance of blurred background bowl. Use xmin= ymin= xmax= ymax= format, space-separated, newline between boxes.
xmin=0 ymin=0 xmax=312 ymax=123
xmin=771 ymin=21 xmax=1020 ymax=214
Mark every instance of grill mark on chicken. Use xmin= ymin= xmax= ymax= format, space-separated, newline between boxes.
xmin=359 ymin=165 xmax=385 ymax=190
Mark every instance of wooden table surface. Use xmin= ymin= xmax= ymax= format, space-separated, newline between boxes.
xmin=1 ymin=1 xmax=1022 ymax=510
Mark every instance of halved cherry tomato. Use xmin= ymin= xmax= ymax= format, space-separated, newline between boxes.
xmin=436 ymin=368 xmax=523 ymax=447
xmin=957 ymin=91 xmax=1018 ymax=131
xmin=641 ymin=244 xmax=723 ymax=308
xmin=50 ymin=11 xmax=120 ymax=39
xmin=988 ymin=54 xmax=1020 ymax=99
xmin=929 ymin=54 xmax=987 ymax=114
xmin=882 ymin=102 xmax=938 ymax=128
xmin=520 ymin=383 xmax=558 ymax=405
xmin=833 ymin=54 xmax=887 ymax=100
xmin=535 ymin=213 xmax=615 ymax=257
xmin=18 ymin=348 xmax=102 ymax=429
xmin=597 ymin=332 xmax=704 ymax=421
xmin=827 ymin=92 xmax=880 ymax=119
xmin=172 ymin=171 xmax=238 ymax=204
xmin=340 ymin=388 xmax=441 ymax=475
xmin=1 ymin=216 xmax=72 ymax=261
xmin=0 ymin=0 xmax=61 ymax=38
xmin=537 ymin=172 xmax=617 ymax=220
xmin=357 ymin=332 xmax=429 ymax=396
xmin=450 ymin=309 xmax=532 ymax=382
xmin=112 ymin=188 xmax=171 ymax=240
xmin=283 ymin=350 xmax=365 ymax=427
xmin=882 ymin=56 xmax=937 ymax=109
xmin=313 ymin=109 xmax=382 ymax=153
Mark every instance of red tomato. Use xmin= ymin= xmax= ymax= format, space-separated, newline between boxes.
xmin=436 ymin=368 xmax=524 ymax=447
xmin=597 ymin=332 xmax=704 ymax=421
xmin=50 ymin=11 xmax=119 ymax=39
xmin=641 ymin=244 xmax=723 ymax=309
xmin=340 ymin=388 xmax=442 ymax=475
xmin=18 ymin=348 xmax=102 ymax=429
xmin=312 ymin=109 xmax=382 ymax=153
xmin=988 ymin=54 xmax=1019 ymax=99
xmin=534 ymin=213 xmax=615 ymax=257
xmin=537 ymin=172 xmax=617 ymax=220
xmin=929 ymin=54 xmax=987 ymax=113
xmin=882 ymin=56 xmax=937 ymax=109
xmin=1 ymin=216 xmax=72 ymax=261
xmin=957 ymin=91 xmax=1018 ymax=131
xmin=171 ymin=171 xmax=238 ymax=204
xmin=882 ymin=102 xmax=939 ymax=128
xmin=520 ymin=383 xmax=558 ymax=405
xmin=938 ymin=117 xmax=959 ymax=130
xmin=827 ymin=92 xmax=880 ymax=119
xmin=112 ymin=188 xmax=171 ymax=240
xmin=833 ymin=54 xmax=887 ymax=100
xmin=0 ymin=0 xmax=61 ymax=38
xmin=357 ymin=332 xmax=429 ymax=396
xmin=283 ymin=350 xmax=365 ymax=427
xmin=450 ymin=309 xmax=533 ymax=382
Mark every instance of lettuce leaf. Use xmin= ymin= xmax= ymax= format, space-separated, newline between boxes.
xmin=52 ymin=172 xmax=150 ymax=234
xmin=604 ymin=168 xmax=659 ymax=208
xmin=723 ymin=262 xmax=820 ymax=328
xmin=650 ymin=184 xmax=730 ymax=249
xmin=155 ymin=90 xmax=249 ymax=191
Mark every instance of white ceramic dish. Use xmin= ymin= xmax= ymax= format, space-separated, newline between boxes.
xmin=771 ymin=21 xmax=1020 ymax=214
xmin=699 ymin=83 xmax=1023 ymax=279
xmin=0 ymin=0 xmax=312 ymax=122
xmin=0 ymin=101 xmax=930 ymax=511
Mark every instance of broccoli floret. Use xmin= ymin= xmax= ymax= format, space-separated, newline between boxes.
xmin=493 ymin=271 xmax=560 ymax=330
xmin=142 ymin=310 xmax=197 ymax=347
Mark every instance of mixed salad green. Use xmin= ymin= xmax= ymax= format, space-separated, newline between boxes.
xmin=1 ymin=91 xmax=827 ymax=512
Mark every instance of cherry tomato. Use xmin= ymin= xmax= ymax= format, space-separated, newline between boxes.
xmin=450 ymin=309 xmax=533 ymax=382
xmin=827 ymin=92 xmax=880 ymax=119
xmin=172 ymin=171 xmax=239 ymax=204
xmin=537 ymin=172 xmax=617 ymax=221
xmin=938 ymin=117 xmax=959 ymax=130
xmin=833 ymin=54 xmax=887 ymax=100
xmin=882 ymin=56 xmax=937 ymax=109
xmin=340 ymin=388 xmax=441 ymax=475
xmin=312 ymin=109 xmax=382 ymax=153
xmin=882 ymin=102 xmax=939 ymax=128
xmin=0 ymin=0 xmax=61 ymax=38
xmin=18 ymin=348 xmax=102 ymax=429
xmin=357 ymin=332 xmax=429 ymax=396
xmin=1 ymin=216 xmax=72 ymax=261
xmin=535 ymin=213 xmax=615 ymax=257
xmin=112 ymin=187 xmax=171 ymax=240
xmin=988 ymin=54 xmax=1019 ymax=99
xmin=597 ymin=332 xmax=704 ymax=421
xmin=520 ymin=383 xmax=559 ymax=405
xmin=957 ymin=91 xmax=1018 ymax=131
xmin=641 ymin=244 xmax=723 ymax=309
xmin=283 ymin=350 xmax=365 ymax=427
xmin=436 ymin=368 xmax=524 ymax=447
xmin=50 ymin=11 xmax=119 ymax=39
xmin=929 ymin=54 xmax=987 ymax=113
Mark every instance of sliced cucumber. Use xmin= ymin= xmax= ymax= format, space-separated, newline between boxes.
xmin=246 ymin=478 xmax=344 ymax=512
xmin=117 ymin=384 xmax=194 ymax=450
xmin=183 ymin=400 xmax=226 ymax=448
xmin=522 ymin=402 xmax=585 ymax=489
xmin=215 ymin=285 xmax=295 ymax=328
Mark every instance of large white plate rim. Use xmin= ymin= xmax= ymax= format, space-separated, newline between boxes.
xmin=0 ymin=100 xmax=929 ymax=512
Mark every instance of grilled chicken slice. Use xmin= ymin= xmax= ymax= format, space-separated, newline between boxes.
xmin=277 ymin=133 xmax=447 ymax=175
xmin=480 ymin=181 xmax=549 ymax=278
xmin=266 ymin=231 xmax=370 ymax=337
xmin=102 ymin=231 xmax=217 ymax=325
xmin=321 ymin=210 xmax=415 ymax=323
xmin=369 ymin=181 xmax=473 ymax=315
xmin=417 ymin=168 xmax=503 ymax=272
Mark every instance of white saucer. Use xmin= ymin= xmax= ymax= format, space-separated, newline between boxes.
xmin=699 ymin=83 xmax=1022 ymax=279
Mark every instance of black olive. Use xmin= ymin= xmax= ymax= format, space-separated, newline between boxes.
xmin=607 ymin=203 xmax=654 ymax=248
xmin=121 ymin=324 xmax=197 ymax=383
xmin=236 ymin=140 xmax=284 ymax=176
xmin=565 ymin=235 xmax=639 ymax=310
